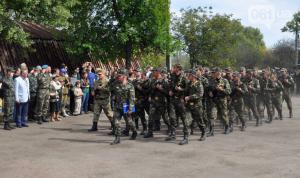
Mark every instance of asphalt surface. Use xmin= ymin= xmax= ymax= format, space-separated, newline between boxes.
xmin=1 ymin=97 xmax=300 ymax=178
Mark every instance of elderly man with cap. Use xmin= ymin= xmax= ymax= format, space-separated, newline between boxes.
xmin=278 ymin=68 xmax=295 ymax=118
xmin=143 ymin=67 xmax=171 ymax=138
xmin=1 ymin=67 xmax=16 ymax=130
xmin=110 ymin=68 xmax=137 ymax=145
xmin=34 ymin=64 xmax=51 ymax=124
xmin=185 ymin=69 xmax=206 ymax=141
xmin=88 ymin=68 xmax=114 ymax=134
xmin=206 ymin=67 xmax=231 ymax=136
xmin=166 ymin=64 xmax=189 ymax=145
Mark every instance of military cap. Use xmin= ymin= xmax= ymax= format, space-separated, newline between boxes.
xmin=240 ymin=67 xmax=246 ymax=72
xmin=42 ymin=65 xmax=49 ymax=69
xmin=224 ymin=67 xmax=232 ymax=73
xmin=211 ymin=67 xmax=222 ymax=73
xmin=152 ymin=67 xmax=162 ymax=73
xmin=36 ymin=65 xmax=42 ymax=70
xmin=7 ymin=67 xmax=15 ymax=73
xmin=187 ymin=69 xmax=197 ymax=77
xmin=246 ymin=69 xmax=253 ymax=73
xmin=173 ymin=64 xmax=183 ymax=70
xmin=117 ymin=68 xmax=128 ymax=75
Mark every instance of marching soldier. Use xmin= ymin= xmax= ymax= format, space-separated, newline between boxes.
xmin=271 ymin=74 xmax=284 ymax=120
xmin=230 ymin=73 xmax=248 ymax=131
xmin=110 ymin=69 xmax=137 ymax=145
xmin=206 ymin=67 xmax=231 ymax=136
xmin=278 ymin=68 xmax=294 ymax=118
xmin=88 ymin=68 xmax=114 ymax=134
xmin=185 ymin=70 xmax=206 ymax=141
xmin=144 ymin=68 xmax=171 ymax=138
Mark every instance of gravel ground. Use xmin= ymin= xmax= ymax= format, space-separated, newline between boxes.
xmin=1 ymin=97 xmax=300 ymax=178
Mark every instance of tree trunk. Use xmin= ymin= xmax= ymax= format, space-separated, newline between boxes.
xmin=125 ymin=40 xmax=133 ymax=69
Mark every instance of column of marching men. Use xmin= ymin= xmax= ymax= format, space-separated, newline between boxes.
xmin=0 ymin=62 xmax=295 ymax=145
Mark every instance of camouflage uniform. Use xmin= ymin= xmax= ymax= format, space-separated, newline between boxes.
xmin=186 ymin=71 xmax=206 ymax=140
xmin=111 ymin=70 xmax=137 ymax=144
xmin=244 ymin=75 xmax=261 ymax=126
xmin=28 ymin=73 xmax=38 ymax=120
xmin=144 ymin=73 xmax=170 ymax=138
xmin=278 ymin=73 xmax=294 ymax=118
xmin=35 ymin=72 xmax=51 ymax=123
xmin=89 ymin=77 xmax=114 ymax=132
xmin=167 ymin=71 xmax=189 ymax=144
xmin=260 ymin=75 xmax=275 ymax=123
xmin=206 ymin=74 xmax=231 ymax=136
xmin=271 ymin=79 xmax=283 ymax=119
xmin=132 ymin=77 xmax=149 ymax=134
xmin=230 ymin=77 xmax=248 ymax=131
xmin=1 ymin=71 xmax=15 ymax=130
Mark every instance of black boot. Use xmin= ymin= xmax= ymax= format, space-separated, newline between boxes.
xmin=122 ymin=129 xmax=129 ymax=136
xmin=88 ymin=122 xmax=98 ymax=132
xmin=256 ymin=118 xmax=260 ymax=126
xmin=165 ymin=130 xmax=176 ymax=141
xmin=111 ymin=136 xmax=120 ymax=145
xmin=224 ymin=125 xmax=230 ymax=134
xmin=135 ymin=118 xmax=139 ymax=130
xmin=266 ymin=116 xmax=272 ymax=123
xmin=207 ymin=125 xmax=214 ymax=137
xmin=4 ymin=122 xmax=12 ymax=130
xmin=241 ymin=123 xmax=246 ymax=131
xmin=144 ymin=132 xmax=153 ymax=138
xmin=289 ymin=111 xmax=293 ymax=118
xmin=42 ymin=116 xmax=49 ymax=122
xmin=37 ymin=117 xmax=43 ymax=125
xmin=179 ymin=134 xmax=189 ymax=145
xmin=130 ymin=131 xmax=137 ymax=140
xmin=199 ymin=127 xmax=206 ymax=141
xmin=229 ymin=122 xmax=233 ymax=133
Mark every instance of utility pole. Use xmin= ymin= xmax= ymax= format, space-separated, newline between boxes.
xmin=296 ymin=21 xmax=299 ymax=66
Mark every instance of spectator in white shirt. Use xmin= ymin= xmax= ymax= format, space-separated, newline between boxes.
xmin=15 ymin=70 xmax=30 ymax=128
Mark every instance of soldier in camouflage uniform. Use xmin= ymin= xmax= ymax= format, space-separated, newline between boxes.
xmin=278 ymin=69 xmax=294 ymax=118
xmin=243 ymin=70 xmax=261 ymax=126
xmin=144 ymin=68 xmax=171 ymax=138
xmin=1 ymin=68 xmax=16 ymax=130
xmin=35 ymin=65 xmax=51 ymax=124
xmin=166 ymin=64 xmax=190 ymax=145
xmin=110 ymin=69 xmax=137 ymax=145
xmin=28 ymin=66 xmax=41 ymax=121
xmin=270 ymin=74 xmax=284 ymax=120
xmin=88 ymin=69 xmax=114 ymax=134
xmin=260 ymin=70 xmax=275 ymax=123
xmin=185 ymin=70 xmax=206 ymax=141
xmin=229 ymin=73 xmax=248 ymax=131
xmin=206 ymin=67 xmax=231 ymax=136
xmin=132 ymin=69 xmax=149 ymax=135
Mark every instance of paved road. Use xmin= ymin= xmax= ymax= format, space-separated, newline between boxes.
xmin=1 ymin=97 xmax=300 ymax=178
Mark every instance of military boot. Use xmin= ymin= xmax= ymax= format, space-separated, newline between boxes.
xmin=144 ymin=132 xmax=153 ymax=138
xmin=289 ymin=111 xmax=293 ymax=118
xmin=111 ymin=136 xmax=120 ymax=145
xmin=224 ymin=125 xmax=230 ymax=135
xmin=266 ymin=116 xmax=273 ymax=123
xmin=165 ymin=131 xmax=176 ymax=141
xmin=179 ymin=134 xmax=189 ymax=145
xmin=4 ymin=122 xmax=12 ymax=130
xmin=88 ymin=122 xmax=98 ymax=132
xmin=42 ymin=116 xmax=49 ymax=122
xmin=199 ymin=127 xmax=206 ymax=141
xmin=130 ymin=131 xmax=137 ymax=140
xmin=37 ymin=117 xmax=43 ymax=125
xmin=256 ymin=118 xmax=260 ymax=126
xmin=207 ymin=125 xmax=214 ymax=137
xmin=135 ymin=118 xmax=139 ymax=130
xmin=241 ymin=123 xmax=246 ymax=131
xmin=122 ymin=129 xmax=129 ymax=136
xmin=229 ymin=122 xmax=234 ymax=133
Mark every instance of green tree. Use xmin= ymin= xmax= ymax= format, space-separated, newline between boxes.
xmin=0 ymin=0 xmax=78 ymax=47
xmin=67 ymin=0 xmax=171 ymax=68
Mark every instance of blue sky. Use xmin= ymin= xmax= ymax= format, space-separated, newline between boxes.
xmin=171 ymin=0 xmax=300 ymax=48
